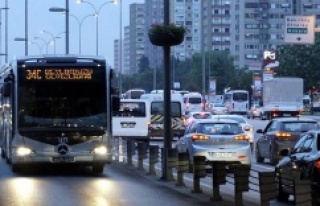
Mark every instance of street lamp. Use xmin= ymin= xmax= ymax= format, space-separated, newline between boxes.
xmin=33 ymin=37 xmax=50 ymax=54
xmin=49 ymin=3 xmax=69 ymax=54
xmin=29 ymin=41 xmax=42 ymax=54
xmin=14 ymin=37 xmax=28 ymax=56
xmin=40 ymin=30 xmax=65 ymax=54
xmin=76 ymin=0 xmax=117 ymax=55
xmin=65 ymin=13 xmax=94 ymax=55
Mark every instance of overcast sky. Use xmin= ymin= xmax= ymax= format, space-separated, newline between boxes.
xmin=1 ymin=0 xmax=144 ymax=66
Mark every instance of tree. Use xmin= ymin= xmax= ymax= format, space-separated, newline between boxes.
xmin=276 ymin=33 xmax=320 ymax=91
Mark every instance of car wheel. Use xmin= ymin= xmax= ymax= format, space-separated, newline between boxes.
xmin=276 ymin=175 xmax=290 ymax=202
xmin=255 ymin=145 xmax=264 ymax=163
xmin=1 ymin=148 xmax=5 ymax=159
xmin=92 ymin=164 xmax=104 ymax=174
xmin=269 ymin=146 xmax=278 ymax=166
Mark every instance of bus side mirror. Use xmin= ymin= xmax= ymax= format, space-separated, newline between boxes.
xmin=112 ymin=95 xmax=120 ymax=111
xmin=3 ymin=82 xmax=12 ymax=97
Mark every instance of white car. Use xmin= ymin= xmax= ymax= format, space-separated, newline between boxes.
xmin=209 ymin=103 xmax=228 ymax=115
xmin=211 ymin=114 xmax=254 ymax=151
xmin=175 ymin=119 xmax=251 ymax=172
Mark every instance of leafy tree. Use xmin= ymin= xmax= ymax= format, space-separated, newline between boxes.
xmin=276 ymin=33 xmax=320 ymax=91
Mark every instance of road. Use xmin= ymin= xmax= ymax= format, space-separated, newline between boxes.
xmin=0 ymin=157 xmax=227 ymax=206
xmin=1 ymin=115 xmax=317 ymax=206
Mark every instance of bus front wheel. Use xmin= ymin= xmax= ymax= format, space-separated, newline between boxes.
xmin=93 ymin=164 xmax=104 ymax=174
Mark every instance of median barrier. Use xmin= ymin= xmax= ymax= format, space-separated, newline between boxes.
xmin=126 ymin=139 xmax=134 ymax=166
xmin=279 ymin=168 xmax=312 ymax=206
xmin=147 ymin=145 xmax=159 ymax=176
xmin=233 ymin=164 xmax=251 ymax=206
xmin=176 ymin=152 xmax=188 ymax=186
xmin=192 ymin=156 xmax=206 ymax=193
xmin=166 ymin=148 xmax=178 ymax=181
xmin=210 ymin=161 xmax=227 ymax=201
xmin=137 ymin=142 xmax=145 ymax=170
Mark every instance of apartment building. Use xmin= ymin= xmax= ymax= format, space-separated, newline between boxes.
xmin=116 ymin=0 xmax=320 ymax=75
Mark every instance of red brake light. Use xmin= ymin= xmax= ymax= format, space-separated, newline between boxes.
xmin=315 ymin=160 xmax=320 ymax=173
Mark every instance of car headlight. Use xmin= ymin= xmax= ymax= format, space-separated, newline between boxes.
xmin=93 ymin=146 xmax=108 ymax=155
xmin=16 ymin=147 xmax=33 ymax=156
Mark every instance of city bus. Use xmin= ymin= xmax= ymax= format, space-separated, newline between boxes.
xmin=0 ymin=55 xmax=120 ymax=173
xmin=223 ymin=90 xmax=249 ymax=114
xmin=123 ymin=88 xmax=146 ymax=99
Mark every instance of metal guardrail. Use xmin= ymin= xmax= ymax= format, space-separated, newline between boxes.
xmin=112 ymin=137 xmax=315 ymax=206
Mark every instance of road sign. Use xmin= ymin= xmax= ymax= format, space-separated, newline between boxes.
xmin=284 ymin=15 xmax=315 ymax=45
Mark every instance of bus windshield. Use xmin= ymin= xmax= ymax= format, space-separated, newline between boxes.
xmin=18 ymin=71 xmax=107 ymax=130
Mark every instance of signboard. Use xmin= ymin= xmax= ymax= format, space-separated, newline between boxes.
xmin=209 ymin=78 xmax=216 ymax=96
xmin=248 ymin=62 xmax=262 ymax=71
xmin=284 ymin=15 xmax=315 ymax=44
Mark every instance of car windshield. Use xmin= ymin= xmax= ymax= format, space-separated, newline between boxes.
xmin=201 ymin=123 xmax=243 ymax=135
xmin=282 ymin=122 xmax=319 ymax=132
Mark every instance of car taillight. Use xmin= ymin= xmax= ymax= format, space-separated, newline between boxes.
xmin=234 ymin=135 xmax=250 ymax=141
xmin=192 ymin=135 xmax=209 ymax=141
xmin=315 ymin=160 xmax=320 ymax=173
xmin=275 ymin=132 xmax=291 ymax=138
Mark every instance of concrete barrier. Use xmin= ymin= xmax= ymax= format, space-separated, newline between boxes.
xmin=148 ymin=145 xmax=159 ymax=176
xmin=176 ymin=152 xmax=188 ymax=186
xmin=192 ymin=156 xmax=206 ymax=193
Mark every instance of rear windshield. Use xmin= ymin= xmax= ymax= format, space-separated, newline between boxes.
xmin=282 ymin=122 xmax=319 ymax=132
xmin=151 ymin=102 xmax=182 ymax=117
xmin=201 ymin=123 xmax=243 ymax=135
xmin=189 ymin=97 xmax=201 ymax=104
xmin=113 ymin=102 xmax=146 ymax=117
xmin=193 ymin=113 xmax=212 ymax=119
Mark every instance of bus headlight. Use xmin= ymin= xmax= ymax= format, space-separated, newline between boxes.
xmin=93 ymin=146 xmax=107 ymax=155
xmin=16 ymin=147 xmax=33 ymax=156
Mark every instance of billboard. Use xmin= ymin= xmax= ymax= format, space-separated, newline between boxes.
xmin=209 ymin=78 xmax=216 ymax=96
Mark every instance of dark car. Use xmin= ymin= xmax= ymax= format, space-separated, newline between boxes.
xmin=255 ymin=117 xmax=319 ymax=165
xmin=275 ymin=130 xmax=320 ymax=204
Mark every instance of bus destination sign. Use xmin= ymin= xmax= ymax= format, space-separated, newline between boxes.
xmin=25 ymin=68 xmax=93 ymax=80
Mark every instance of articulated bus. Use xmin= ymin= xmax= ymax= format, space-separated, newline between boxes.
xmin=0 ymin=55 xmax=119 ymax=173
xmin=223 ymin=90 xmax=249 ymax=114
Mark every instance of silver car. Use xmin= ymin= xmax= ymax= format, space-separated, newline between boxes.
xmin=175 ymin=119 xmax=251 ymax=172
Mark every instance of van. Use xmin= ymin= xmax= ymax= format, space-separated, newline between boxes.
xmin=183 ymin=92 xmax=203 ymax=113
xmin=141 ymin=93 xmax=185 ymax=139
xmin=112 ymin=99 xmax=151 ymax=141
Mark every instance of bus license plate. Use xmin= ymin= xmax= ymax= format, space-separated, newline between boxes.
xmin=52 ymin=157 xmax=75 ymax=162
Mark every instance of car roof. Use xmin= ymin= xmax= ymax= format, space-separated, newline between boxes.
xmin=193 ymin=119 xmax=238 ymax=124
xmin=212 ymin=114 xmax=245 ymax=119
xmin=273 ymin=117 xmax=317 ymax=122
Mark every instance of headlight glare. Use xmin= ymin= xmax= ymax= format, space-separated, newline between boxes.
xmin=93 ymin=146 xmax=107 ymax=155
xmin=16 ymin=147 xmax=32 ymax=156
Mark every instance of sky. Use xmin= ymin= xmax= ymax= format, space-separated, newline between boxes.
xmin=0 ymin=0 xmax=144 ymax=67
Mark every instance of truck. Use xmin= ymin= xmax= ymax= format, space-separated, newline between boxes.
xmin=261 ymin=77 xmax=304 ymax=120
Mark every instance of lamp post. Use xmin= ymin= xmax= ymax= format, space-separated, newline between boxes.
xmin=5 ymin=0 xmax=8 ymax=62
xmin=67 ymin=13 xmax=94 ymax=55
xmin=14 ymin=37 xmax=29 ymax=55
xmin=33 ymin=37 xmax=50 ymax=54
xmin=29 ymin=41 xmax=42 ymax=54
xmin=40 ymin=30 xmax=65 ymax=54
xmin=77 ymin=0 xmax=117 ymax=55
xmin=0 ymin=7 xmax=9 ymax=64
xmin=49 ymin=3 xmax=69 ymax=54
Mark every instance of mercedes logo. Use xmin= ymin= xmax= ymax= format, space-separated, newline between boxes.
xmin=56 ymin=144 xmax=69 ymax=155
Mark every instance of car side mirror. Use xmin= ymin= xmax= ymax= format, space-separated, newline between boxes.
xmin=256 ymin=129 xmax=263 ymax=134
